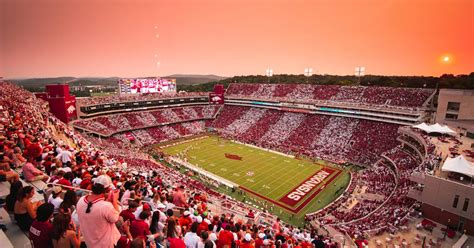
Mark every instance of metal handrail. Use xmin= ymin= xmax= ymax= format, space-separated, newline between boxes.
xmin=44 ymin=182 xmax=92 ymax=193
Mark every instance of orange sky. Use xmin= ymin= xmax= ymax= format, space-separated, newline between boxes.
xmin=1 ymin=0 xmax=473 ymax=78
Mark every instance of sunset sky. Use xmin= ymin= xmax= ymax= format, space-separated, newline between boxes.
xmin=1 ymin=0 xmax=473 ymax=78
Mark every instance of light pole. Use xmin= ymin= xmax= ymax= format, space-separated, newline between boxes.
xmin=266 ymin=69 xmax=273 ymax=83
xmin=355 ymin=66 xmax=365 ymax=84
xmin=304 ymin=68 xmax=313 ymax=83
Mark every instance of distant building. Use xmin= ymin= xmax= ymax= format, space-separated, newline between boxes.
xmin=436 ymin=89 xmax=474 ymax=138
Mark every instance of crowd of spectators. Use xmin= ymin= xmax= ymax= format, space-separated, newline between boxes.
xmin=73 ymin=105 xmax=220 ymax=136
xmin=220 ymin=108 xmax=267 ymax=137
xmin=213 ymin=106 xmax=400 ymax=166
xmin=131 ymin=121 xmax=207 ymax=146
xmin=77 ymin=92 xmax=210 ymax=107
xmin=304 ymin=150 xmax=417 ymax=238
xmin=306 ymin=139 xmax=438 ymax=239
xmin=259 ymin=112 xmax=305 ymax=146
xmin=208 ymin=103 xmax=442 ymax=240
xmin=226 ymin=83 xmax=434 ymax=109
xmin=1 ymin=81 xmax=339 ymax=248
xmin=1 ymin=80 xmax=447 ymax=247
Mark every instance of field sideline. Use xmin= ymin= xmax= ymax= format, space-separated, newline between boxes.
xmin=158 ymin=135 xmax=350 ymax=215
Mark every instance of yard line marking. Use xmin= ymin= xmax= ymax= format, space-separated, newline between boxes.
xmin=264 ymin=162 xmax=314 ymax=196
xmin=161 ymin=136 xmax=345 ymax=213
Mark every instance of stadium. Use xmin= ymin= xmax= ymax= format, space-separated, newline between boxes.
xmin=72 ymin=82 xmax=436 ymax=227
xmin=2 ymin=74 xmax=474 ymax=248
xmin=2 ymin=1 xmax=474 ymax=248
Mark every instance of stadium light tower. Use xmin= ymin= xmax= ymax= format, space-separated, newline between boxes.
xmin=266 ymin=68 xmax=273 ymax=77
xmin=304 ymin=68 xmax=313 ymax=83
xmin=266 ymin=68 xmax=273 ymax=83
xmin=355 ymin=66 xmax=365 ymax=84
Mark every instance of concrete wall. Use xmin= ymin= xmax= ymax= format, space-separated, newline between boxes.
xmin=436 ymin=89 xmax=474 ymax=123
xmin=410 ymin=173 xmax=474 ymax=221
xmin=422 ymin=203 xmax=474 ymax=235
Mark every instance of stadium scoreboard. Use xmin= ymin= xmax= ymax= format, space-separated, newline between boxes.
xmin=118 ymin=78 xmax=176 ymax=95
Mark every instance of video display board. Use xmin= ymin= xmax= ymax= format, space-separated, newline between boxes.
xmin=119 ymin=78 xmax=176 ymax=94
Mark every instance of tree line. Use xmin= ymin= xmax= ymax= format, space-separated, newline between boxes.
xmin=177 ymin=72 xmax=474 ymax=92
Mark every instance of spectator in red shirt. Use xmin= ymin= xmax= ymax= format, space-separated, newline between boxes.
xmin=57 ymin=172 xmax=73 ymax=187
xmin=166 ymin=218 xmax=185 ymax=248
xmin=197 ymin=216 xmax=209 ymax=236
xmin=217 ymin=225 xmax=234 ymax=248
xmin=116 ymin=219 xmax=133 ymax=248
xmin=300 ymin=239 xmax=311 ymax=248
xmin=26 ymin=138 xmax=42 ymax=162
xmin=178 ymin=211 xmax=192 ymax=231
xmin=246 ymin=210 xmax=255 ymax=218
xmin=29 ymin=203 xmax=54 ymax=248
xmin=272 ymin=218 xmax=281 ymax=233
xmin=255 ymin=233 xmax=265 ymax=248
xmin=120 ymin=200 xmax=138 ymax=222
xmin=130 ymin=210 xmax=151 ymax=239
xmin=241 ymin=233 xmax=254 ymax=248
xmin=80 ymin=174 xmax=92 ymax=189
xmin=42 ymin=156 xmax=53 ymax=175
xmin=172 ymin=186 xmax=187 ymax=208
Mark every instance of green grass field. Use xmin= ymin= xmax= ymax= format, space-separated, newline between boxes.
xmin=158 ymin=135 xmax=350 ymax=225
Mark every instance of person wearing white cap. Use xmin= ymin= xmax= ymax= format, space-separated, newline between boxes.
xmin=179 ymin=211 xmax=193 ymax=231
xmin=156 ymin=203 xmax=167 ymax=225
xmin=255 ymin=233 xmax=265 ymax=248
xmin=150 ymin=204 xmax=167 ymax=233
xmin=263 ymin=239 xmax=271 ymax=247
xmin=241 ymin=233 xmax=254 ymax=248
xmin=76 ymin=175 xmax=121 ymax=248
xmin=47 ymin=186 xmax=63 ymax=214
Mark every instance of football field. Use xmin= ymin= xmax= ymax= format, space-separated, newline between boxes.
xmin=159 ymin=135 xmax=350 ymax=215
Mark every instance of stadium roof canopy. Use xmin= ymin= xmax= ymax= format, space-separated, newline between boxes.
xmin=442 ymin=155 xmax=474 ymax=177
xmin=413 ymin=123 xmax=456 ymax=135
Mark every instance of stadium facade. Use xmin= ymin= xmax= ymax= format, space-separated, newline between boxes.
xmin=436 ymin=89 xmax=474 ymax=138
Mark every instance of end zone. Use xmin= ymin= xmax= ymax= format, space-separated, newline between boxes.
xmin=240 ymin=166 xmax=343 ymax=214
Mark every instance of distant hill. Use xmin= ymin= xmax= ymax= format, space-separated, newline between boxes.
xmin=10 ymin=77 xmax=76 ymax=88
xmin=164 ymin=74 xmax=227 ymax=85
xmin=10 ymin=77 xmax=120 ymax=88
xmin=10 ymin=75 xmax=227 ymax=89
xmin=69 ymin=77 xmax=120 ymax=87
